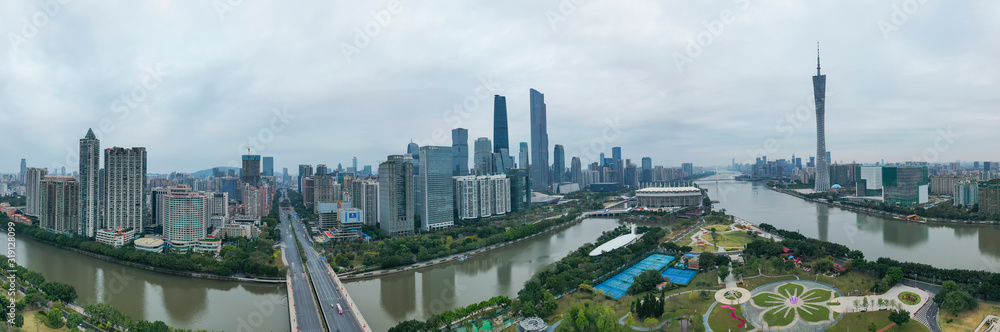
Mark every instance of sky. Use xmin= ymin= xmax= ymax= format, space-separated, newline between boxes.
xmin=3 ymin=1 xmax=999 ymax=175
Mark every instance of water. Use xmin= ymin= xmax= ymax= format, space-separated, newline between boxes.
xmin=697 ymin=171 xmax=1000 ymax=271
xmin=343 ymin=218 xmax=621 ymax=332
xmin=13 ymin=236 xmax=289 ymax=332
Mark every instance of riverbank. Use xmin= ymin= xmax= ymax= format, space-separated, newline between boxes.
xmin=767 ymin=186 xmax=1000 ymax=226
xmin=341 ymin=215 xmax=596 ymax=281
xmin=19 ymin=235 xmax=285 ymax=284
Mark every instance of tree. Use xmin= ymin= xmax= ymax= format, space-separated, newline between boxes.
xmin=718 ymin=265 xmax=730 ymax=281
xmin=46 ymin=308 xmax=65 ymax=329
xmin=628 ymin=270 xmax=664 ymax=295
xmin=575 ymin=308 xmax=589 ymax=331
xmin=41 ymin=281 xmax=78 ymax=303
xmin=698 ymin=252 xmax=717 ymax=271
xmin=66 ymin=313 xmax=84 ymax=330
xmin=888 ymin=308 xmax=910 ymax=326
xmin=886 ymin=267 xmax=904 ymax=285
xmin=867 ymin=321 xmax=878 ymax=332
xmin=942 ymin=290 xmax=978 ymax=315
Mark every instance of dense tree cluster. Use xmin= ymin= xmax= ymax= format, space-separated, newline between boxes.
xmin=632 ymin=290 xmax=665 ymax=319
xmin=627 ymin=270 xmax=663 ymax=295
xmin=562 ymin=303 xmax=634 ymax=332
xmin=388 ymin=296 xmax=512 ymax=332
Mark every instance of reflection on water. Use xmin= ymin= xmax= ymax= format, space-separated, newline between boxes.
xmin=697 ymin=171 xmax=1000 ymax=272
xmin=345 ymin=218 xmax=619 ymax=331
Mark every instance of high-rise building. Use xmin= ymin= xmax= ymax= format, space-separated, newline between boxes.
xmin=40 ymin=175 xmax=79 ymax=235
xmin=519 ymin=142 xmax=529 ymax=170
xmin=954 ymin=179 xmax=979 ymax=207
xmin=378 ymin=155 xmax=415 ymax=237
xmin=453 ymin=174 xmax=511 ymax=220
xmin=351 ymin=179 xmax=380 ymax=226
xmin=529 ymin=88 xmax=549 ymax=192
xmin=79 ymin=129 xmax=101 ymax=237
xmin=353 ymin=157 xmax=358 ymax=174
xmin=641 ymin=157 xmax=652 ymax=183
xmin=418 ymin=146 xmax=454 ymax=231
xmin=881 ymin=166 xmax=929 ymax=206
xmin=316 ymin=164 xmax=328 ymax=177
xmin=19 ymin=158 xmax=26 ymax=184
xmin=163 ymin=185 xmax=208 ymax=250
xmin=104 ymin=147 xmax=147 ymax=231
xmin=282 ymin=167 xmax=290 ymax=184
xmin=298 ymin=164 xmax=313 ymax=191
xmin=506 ymin=169 xmax=531 ymax=212
xmin=25 ymin=167 xmax=47 ymax=217
xmin=474 ymin=137 xmax=493 ymax=175
xmin=979 ymin=179 xmax=1000 ymax=218
xmin=151 ymin=187 xmax=168 ymax=229
xmin=553 ymin=145 xmax=565 ymax=183
xmin=813 ymin=46 xmax=831 ymax=192
xmin=493 ymin=95 xmax=509 ymax=154
xmin=407 ymin=141 xmax=420 ymax=175
xmin=570 ymin=157 xmax=582 ymax=186
xmin=612 ymin=147 xmax=622 ymax=170
xmin=452 ymin=128 xmax=469 ymax=176
xmin=262 ymin=157 xmax=273 ymax=177
xmin=313 ymin=174 xmax=340 ymax=207
xmin=682 ymin=163 xmax=694 ymax=176
xmin=241 ymin=155 xmax=261 ymax=186
xmin=242 ymin=183 xmax=272 ymax=219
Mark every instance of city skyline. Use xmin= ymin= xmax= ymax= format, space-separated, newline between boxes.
xmin=4 ymin=2 xmax=999 ymax=174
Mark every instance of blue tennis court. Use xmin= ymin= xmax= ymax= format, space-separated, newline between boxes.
xmin=594 ymin=254 xmax=676 ymax=299
xmin=661 ymin=268 xmax=698 ymax=285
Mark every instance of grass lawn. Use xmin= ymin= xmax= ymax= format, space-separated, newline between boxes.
xmin=714 ymin=231 xmax=756 ymax=248
xmin=798 ymin=303 xmax=833 ymax=322
xmin=741 ymin=275 xmax=799 ymax=291
xmin=938 ymin=301 xmax=1000 ymax=332
xmin=762 ymin=306 xmax=796 ymax=327
xmin=828 ymin=310 xmax=930 ymax=332
xmin=707 ymin=302 xmax=755 ymax=331
xmin=23 ymin=310 xmax=71 ymax=332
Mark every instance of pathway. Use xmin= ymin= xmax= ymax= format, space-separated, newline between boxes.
xmin=830 ymin=284 xmax=930 ymax=316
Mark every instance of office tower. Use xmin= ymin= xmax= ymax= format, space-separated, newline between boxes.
xmin=104 ymin=147 xmax=147 ymax=231
xmin=282 ymin=167 xmax=289 ymax=184
xmin=452 ymin=128 xmax=469 ymax=176
xmin=60 ymin=166 xmax=65 ymax=175
xmin=492 ymin=153 xmax=505 ymax=175
xmin=363 ymin=165 xmax=372 ymax=177
xmin=378 ymin=155 xmax=415 ymax=237
xmin=612 ymin=147 xmax=621 ymax=170
xmin=682 ymin=163 xmax=694 ymax=176
xmin=506 ymin=169 xmax=531 ymax=212
xmin=163 ymin=185 xmax=207 ymax=249
xmin=987 ymin=162 xmax=994 ymax=172
xmin=519 ymin=142 xmax=529 ymax=170
xmin=241 ymin=155 xmax=261 ymax=186
xmin=418 ymin=146 xmax=454 ymax=231
xmin=313 ymin=174 xmax=340 ymax=207
xmin=826 ymin=151 xmax=832 ymax=164
xmin=302 ymin=176 xmax=316 ymax=209
xmin=529 ymin=88 xmax=549 ymax=192
xmin=298 ymin=164 xmax=313 ymax=191
xmin=553 ymin=145 xmax=565 ymax=183
xmin=40 ymin=175 xmax=79 ymax=235
xmin=316 ymin=164 xmax=328 ymax=177
xmin=361 ymin=180 xmax=380 ymax=226
xmin=474 ymin=137 xmax=493 ymax=175
xmin=407 ymin=141 xmax=420 ymax=175
xmin=813 ymin=45 xmax=831 ymax=192
xmin=262 ymin=157 xmax=273 ymax=176
xmin=570 ymin=157 xmax=582 ymax=185
xmin=599 ymin=153 xmax=606 ymax=167
xmin=79 ymin=129 xmax=101 ymax=237
xmin=19 ymin=159 xmax=26 ymax=184
xmin=26 ymin=167 xmax=48 ymax=216
xmin=493 ymin=95 xmax=509 ymax=153
xmin=641 ymin=157 xmax=652 ymax=183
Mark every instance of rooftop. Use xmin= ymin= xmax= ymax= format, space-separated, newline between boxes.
xmin=636 ymin=186 xmax=701 ymax=194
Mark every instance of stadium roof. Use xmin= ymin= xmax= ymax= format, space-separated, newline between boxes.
xmin=589 ymin=233 xmax=638 ymax=256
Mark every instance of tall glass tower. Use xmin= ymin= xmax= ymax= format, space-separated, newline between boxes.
xmin=493 ymin=95 xmax=509 ymax=154
xmin=452 ymin=128 xmax=469 ymax=176
xmin=553 ymin=145 xmax=565 ymax=183
xmin=529 ymin=89 xmax=549 ymax=192
xmin=813 ymin=44 xmax=830 ymax=192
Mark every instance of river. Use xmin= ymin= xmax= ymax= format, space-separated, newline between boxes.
xmin=696 ymin=171 xmax=1000 ymax=272
xmin=343 ymin=218 xmax=621 ymax=332
xmin=12 ymin=236 xmax=289 ymax=332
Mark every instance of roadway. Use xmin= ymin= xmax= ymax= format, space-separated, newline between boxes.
xmin=278 ymin=193 xmax=324 ymax=331
xmin=285 ymin=200 xmax=366 ymax=332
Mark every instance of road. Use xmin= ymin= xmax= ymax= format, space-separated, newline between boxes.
xmin=285 ymin=198 xmax=366 ymax=332
xmin=903 ymin=278 xmax=943 ymax=332
xmin=278 ymin=194 xmax=324 ymax=331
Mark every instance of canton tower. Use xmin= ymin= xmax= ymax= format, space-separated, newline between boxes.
xmin=813 ymin=43 xmax=830 ymax=192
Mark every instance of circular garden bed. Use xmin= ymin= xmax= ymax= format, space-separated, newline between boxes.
xmin=898 ymin=291 xmax=921 ymax=305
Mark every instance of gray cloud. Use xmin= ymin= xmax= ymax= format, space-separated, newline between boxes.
xmin=2 ymin=1 xmax=999 ymax=174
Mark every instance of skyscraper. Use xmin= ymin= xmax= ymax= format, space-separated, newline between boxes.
xmin=104 ymin=147 xmax=147 ymax=231
xmin=641 ymin=157 xmax=652 ymax=183
xmin=241 ymin=155 xmax=261 ymax=186
xmin=452 ymin=128 xmax=469 ymax=176
xmin=612 ymin=147 xmax=622 ymax=170
xmin=79 ymin=129 xmax=101 ymax=237
xmin=682 ymin=163 xmax=694 ymax=176
xmin=25 ymin=167 xmax=47 ymax=217
xmin=519 ymin=142 xmax=529 ymax=170
xmin=19 ymin=159 xmax=26 ymax=184
xmin=298 ymin=164 xmax=313 ymax=191
xmin=570 ymin=157 xmax=582 ymax=185
xmin=262 ymin=156 xmax=274 ymax=176
xmin=418 ymin=146 xmax=454 ymax=231
xmin=493 ymin=95 xmax=509 ymax=154
xmin=813 ymin=44 xmax=831 ymax=192
xmin=316 ymin=164 xmax=328 ymax=177
xmin=163 ymin=185 xmax=207 ymax=250
xmin=474 ymin=137 xmax=493 ymax=175
xmin=378 ymin=155 xmax=415 ymax=237
xmin=407 ymin=141 xmax=420 ymax=175
xmin=352 ymin=157 xmax=358 ymax=174
xmin=40 ymin=175 xmax=79 ymax=235
xmin=553 ymin=145 xmax=565 ymax=183
xmin=529 ymin=88 xmax=549 ymax=192
xmin=282 ymin=167 xmax=289 ymax=184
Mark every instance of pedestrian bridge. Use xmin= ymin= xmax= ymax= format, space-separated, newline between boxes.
xmin=581 ymin=208 xmax=632 ymax=217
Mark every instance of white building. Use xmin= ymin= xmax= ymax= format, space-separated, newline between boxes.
xmin=25 ymin=167 xmax=47 ymax=217
xmin=218 ymin=223 xmax=260 ymax=239
xmin=206 ymin=192 xmax=229 ymax=229
xmin=134 ymin=237 xmax=164 ymax=253
xmin=636 ymin=186 xmax=704 ymax=208
xmin=453 ymin=174 xmax=511 ymax=220
xmin=164 ymin=185 xmax=207 ymax=251
xmin=95 ymin=228 xmax=137 ymax=248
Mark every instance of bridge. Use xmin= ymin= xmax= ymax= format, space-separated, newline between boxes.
xmin=582 ymin=208 xmax=632 ymax=217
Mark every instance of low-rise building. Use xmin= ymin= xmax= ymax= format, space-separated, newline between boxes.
xmin=636 ymin=186 xmax=704 ymax=208
xmin=218 ymin=223 xmax=261 ymax=239
xmin=95 ymin=228 xmax=136 ymax=248
xmin=134 ymin=237 xmax=165 ymax=253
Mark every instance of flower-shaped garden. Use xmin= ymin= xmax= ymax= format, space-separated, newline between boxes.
xmin=744 ymin=281 xmax=841 ymax=330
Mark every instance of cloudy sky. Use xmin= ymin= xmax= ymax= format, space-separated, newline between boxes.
xmin=3 ymin=1 xmax=999 ymax=174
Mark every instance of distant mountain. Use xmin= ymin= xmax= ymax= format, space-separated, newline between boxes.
xmin=190 ymin=167 xmax=240 ymax=178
